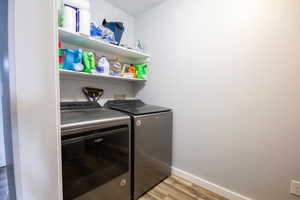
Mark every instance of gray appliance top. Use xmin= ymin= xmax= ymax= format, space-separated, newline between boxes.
xmin=105 ymin=99 xmax=171 ymax=115
xmin=61 ymin=102 xmax=129 ymax=131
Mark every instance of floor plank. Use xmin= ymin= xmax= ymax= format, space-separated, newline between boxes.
xmin=139 ymin=175 xmax=230 ymax=200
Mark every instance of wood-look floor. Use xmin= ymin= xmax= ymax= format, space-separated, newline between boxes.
xmin=1 ymin=168 xmax=228 ymax=200
xmin=139 ymin=175 xmax=229 ymax=200
xmin=0 ymin=167 xmax=9 ymax=200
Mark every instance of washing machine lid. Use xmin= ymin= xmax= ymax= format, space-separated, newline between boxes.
xmin=60 ymin=102 xmax=130 ymax=133
xmin=106 ymin=100 xmax=171 ymax=115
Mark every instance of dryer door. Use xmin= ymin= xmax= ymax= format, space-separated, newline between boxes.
xmin=62 ymin=126 xmax=130 ymax=200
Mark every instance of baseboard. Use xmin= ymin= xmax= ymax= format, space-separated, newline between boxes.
xmin=172 ymin=167 xmax=253 ymax=200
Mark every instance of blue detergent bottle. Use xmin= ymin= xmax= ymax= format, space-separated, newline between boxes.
xmin=63 ymin=49 xmax=84 ymax=71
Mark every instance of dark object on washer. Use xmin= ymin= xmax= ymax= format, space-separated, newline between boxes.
xmin=82 ymin=87 xmax=104 ymax=102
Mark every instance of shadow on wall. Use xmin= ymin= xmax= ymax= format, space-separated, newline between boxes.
xmin=133 ymin=82 xmax=146 ymax=97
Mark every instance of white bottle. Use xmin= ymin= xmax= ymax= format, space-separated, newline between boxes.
xmin=96 ymin=57 xmax=110 ymax=76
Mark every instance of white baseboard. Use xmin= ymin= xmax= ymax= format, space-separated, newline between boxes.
xmin=172 ymin=167 xmax=253 ymax=200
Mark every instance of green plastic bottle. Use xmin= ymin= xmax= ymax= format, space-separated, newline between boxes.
xmin=82 ymin=52 xmax=96 ymax=73
xmin=134 ymin=64 xmax=147 ymax=79
xmin=82 ymin=52 xmax=91 ymax=73
xmin=89 ymin=53 xmax=96 ymax=72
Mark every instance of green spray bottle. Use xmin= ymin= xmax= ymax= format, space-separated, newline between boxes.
xmin=89 ymin=53 xmax=96 ymax=72
xmin=82 ymin=51 xmax=96 ymax=73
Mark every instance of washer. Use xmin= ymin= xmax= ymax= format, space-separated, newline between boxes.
xmin=106 ymin=99 xmax=173 ymax=200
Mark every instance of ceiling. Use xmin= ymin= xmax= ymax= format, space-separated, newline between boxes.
xmin=105 ymin=0 xmax=167 ymax=16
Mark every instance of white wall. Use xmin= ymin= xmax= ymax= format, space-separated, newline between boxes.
xmin=60 ymin=77 xmax=134 ymax=105
xmin=12 ymin=0 xmax=62 ymax=199
xmin=135 ymin=0 xmax=300 ymax=200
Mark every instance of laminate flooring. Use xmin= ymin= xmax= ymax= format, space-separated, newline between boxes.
xmin=139 ymin=175 xmax=229 ymax=200
xmin=1 ymin=168 xmax=229 ymax=200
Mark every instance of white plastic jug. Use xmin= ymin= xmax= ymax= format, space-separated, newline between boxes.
xmin=96 ymin=57 xmax=110 ymax=76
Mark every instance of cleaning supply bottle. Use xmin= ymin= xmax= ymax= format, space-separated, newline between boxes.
xmin=135 ymin=64 xmax=147 ymax=79
xmin=82 ymin=51 xmax=91 ymax=73
xmin=89 ymin=52 xmax=96 ymax=71
xmin=58 ymin=40 xmax=63 ymax=69
xmin=63 ymin=49 xmax=83 ymax=71
xmin=82 ymin=51 xmax=95 ymax=73
xmin=129 ymin=64 xmax=136 ymax=78
xmin=96 ymin=56 xmax=110 ymax=75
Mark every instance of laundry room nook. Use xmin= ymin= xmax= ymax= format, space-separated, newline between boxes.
xmin=1 ymin=0 xmax=300 ymax=200
xmin=58 ymin=1 xmax=172 ymax=199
